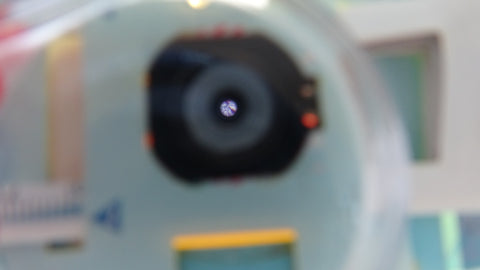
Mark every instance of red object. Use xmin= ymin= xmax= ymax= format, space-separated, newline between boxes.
xmin=212 ymin=25 xmax=227 ymax=38
xmin=232 ymin=26 xmax=245 ymax=38
xmin=0 ymin=23 xmax=25 ymax=40
xmin=230 ymin=175 xmax=243 ymax=185
xmin=0 ymin=22 xmax=27 ymax=67
xmin=196 ymin=25 xmax=246 ymax=39
xmin=0 ymin=23 xmax=26 ymax=107
xmin=0 ymin=3 xmax=25 ymax=40
xmin=301 ymin=112 xmax=320 ymax=129
xmin=143 ymin=132 xmax=155 ymax=149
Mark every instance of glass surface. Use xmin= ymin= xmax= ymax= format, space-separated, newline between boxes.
xmin=0 ymin=1 xmax=409 ymax=269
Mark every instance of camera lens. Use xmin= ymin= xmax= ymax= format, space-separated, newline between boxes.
xmin=183 ymin=63 xmax=274 ymax=154
xmin=219 ymin=99 xmax=238 ymax=118
xmin=147 ymin=34 xmax=319 ymax=182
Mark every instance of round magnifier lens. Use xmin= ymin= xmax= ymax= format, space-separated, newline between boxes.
xmin=219 ymin=99 xmax=238 ymax=118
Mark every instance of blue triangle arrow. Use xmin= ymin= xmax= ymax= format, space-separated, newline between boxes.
xmin=94 ymin=199 xmax=122 ymax=233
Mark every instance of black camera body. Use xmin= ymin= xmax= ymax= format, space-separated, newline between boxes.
xmin=147 ymin=34 xmax=320 ymax=182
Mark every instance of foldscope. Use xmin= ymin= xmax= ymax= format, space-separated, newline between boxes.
xmin=0 ymin=0 xmax=409 ymax=270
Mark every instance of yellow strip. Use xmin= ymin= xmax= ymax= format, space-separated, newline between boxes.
xmin=172 ymin=228 xmax=297 ymax=251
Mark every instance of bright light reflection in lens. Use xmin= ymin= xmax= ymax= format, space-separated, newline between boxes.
xmin=220 ymin=99 xmax=238 ymax=118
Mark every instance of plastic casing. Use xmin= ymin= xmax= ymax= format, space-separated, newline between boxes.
xmin=0 ymin=0 xmax=409 ymax=270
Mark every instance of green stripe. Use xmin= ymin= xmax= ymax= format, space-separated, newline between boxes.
xmin=440 ymin=211 xmax=464 ymax=270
